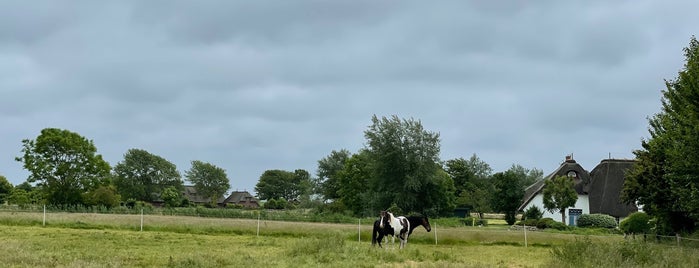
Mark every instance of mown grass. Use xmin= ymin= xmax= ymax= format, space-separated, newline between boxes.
xmin=1 ymin=211 xmax=697 ymax=267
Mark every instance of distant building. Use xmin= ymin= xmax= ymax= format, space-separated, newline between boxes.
xmin=518 ymin=156 xmax=637 ymax=226
xmin=223 ymin=191 xmax=260 ymax=208
xmin=182 ymin=185 xmax=225 ymax=206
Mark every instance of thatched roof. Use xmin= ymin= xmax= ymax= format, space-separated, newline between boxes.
xmin=518 ymin=158 xmax=591 ymax=211
xmin=182 ymin=185 xmax=225 ymax=204
xmin=223 ymin=191 xmax=259 ymax=204
xmin=588 ymin=159 xmax=638 ymax=217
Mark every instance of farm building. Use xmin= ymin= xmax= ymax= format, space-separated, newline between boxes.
xmin=223 ymin=191 xmax=260 ymax=208
xmin=518 ymin=156 xmax=638 ymax=226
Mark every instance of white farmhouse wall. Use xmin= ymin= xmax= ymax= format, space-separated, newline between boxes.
xmin=522 ymin=194 xmax=590 ymax=225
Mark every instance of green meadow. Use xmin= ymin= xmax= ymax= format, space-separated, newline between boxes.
xmin=1 ymin=211 xmax=697 ymax=267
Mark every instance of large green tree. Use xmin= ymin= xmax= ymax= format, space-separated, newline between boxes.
xmin=185 ymin=160 xmax=231 ymax=206
xmin=507 ymin=164 xmax=543 ymax=188
xmin=543 ymin=175 xmax=578 ymax=223
xmin=315 ymin=149 xmax=351 ymax=201
xmin=445 ymin=155 xmax=494 ymax=218
xmin=336 ymin=150 xmax=372 ymax=216
xmin=623 ymin=36 xmax=699 ymax=233
xmin=16 ymin=128 xmax=110 ymax=205
xmin=255 ymin=169 xmax=312 ymax=201
xmin=0 ymin=175 xmax=12 ymax=204
xmin=113 ymin=149 xmax=183 ymax=202
xmin=491 ymin=170 xmax=525 ymax=225
xmin=364 ymin=115 xmax=442 ymax=214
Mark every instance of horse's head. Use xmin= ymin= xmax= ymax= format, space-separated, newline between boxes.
xmin=421 ymin=216 xmax=432 ymax=232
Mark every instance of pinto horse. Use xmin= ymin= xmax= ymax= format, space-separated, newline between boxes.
xmin=372 ymin=211 xmax=432 ymax=248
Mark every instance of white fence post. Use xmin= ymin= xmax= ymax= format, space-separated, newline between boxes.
xmin=524 ymin=223 xmax=528 ymax=248
xmin=140 ymin=209 xmax=143 ymax=232
xmin=43 ymin=205 xmax=46 ymax=226
xmin=358 ymin=219 xmax=361 ymax=242
xmin=434 ymin=222 xmax=438 ymax=245
xmin=257 ymin=213 xmax=261 ymax=237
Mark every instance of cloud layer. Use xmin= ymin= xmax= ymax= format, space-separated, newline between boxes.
xmin=2 ymin=1 xmax=698 ymax=193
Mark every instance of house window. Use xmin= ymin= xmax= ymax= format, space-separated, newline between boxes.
xmin=567 ymin=171 xmax=577 ymax=179
xmin=569 ymin=209 xmax=583 ymax=226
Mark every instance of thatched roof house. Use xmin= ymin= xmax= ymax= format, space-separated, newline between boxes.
xmin=223 ymin=191 xmax=260 ymax=208
xmin=519 ymin=156 xmax=637 ymax=225
xmin=518 ymin=156 xmax=591 ymax=212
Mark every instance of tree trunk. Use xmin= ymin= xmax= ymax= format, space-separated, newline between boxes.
xmin=561 ymin=210 xmax=566 ymax=225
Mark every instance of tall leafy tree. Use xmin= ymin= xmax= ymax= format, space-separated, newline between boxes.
xmin=16 ymin=128 xmax=110 ymax=205
xmin=364 ymin=115 xmax=442 ymax=213
xmin=491 ymin=170 xmax=525 ymax=225
xmin=113 ymin=149 xmax=183 ymax=202
xmin=507 ymin=164 xmax=543 ymax=188
xmin=316 ymin=149 xmax=351 ymax=201
xmin=623 ymin=36 xmax=699 ymax=233
xmin=0 ymin=175 xmax=12 ymax=204
xmin=185 ymin=160 xmax=231 ymax=205
xmin=543 ymin=175 xmax=578 ymax=223
xmin=336 ymin=150 xmax=371 ymax=216
xmin=445 ymin=155 xmax=493 ymax=217
xmin=255 ymin=169 xmax=312 ymax=201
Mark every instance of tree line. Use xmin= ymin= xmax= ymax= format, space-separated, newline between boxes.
xmin=2 ymin=115 xmax=544 ymax=223
xmin=6 ymin=128 xmax=231 ymax=208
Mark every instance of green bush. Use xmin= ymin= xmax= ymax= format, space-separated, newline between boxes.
xmin=620 ymin=212 xmax=651 ymax=235
xmin=523 ymin=206 xmax=543 ymax=220
xmin=534 ymin=218 xmax=569 ymax=230
xmin=577 ymin=214 xmax=617 ymax=228
xmin=516 ymin=219 xmax=538 ymax=226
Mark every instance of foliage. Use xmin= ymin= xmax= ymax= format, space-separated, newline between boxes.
xmin=548 ymin=237 xmax=699 ymax=268
xmin=507 ymin=164 xmax=544 ymax=189
xmin=623 ymin=37 xmax=699 ymax=234
xmin=315 ymin=149 xmax=350 ymax=201
xmin=445 ymin=155 xmax=493 ymax=217
xmin=161 ymin=186 xmax=183 ymax=208
xmin=82 ymin=185 xmax=121 ymax=208
xmin=185 ymin=160 xmax=230 ymax=206
xmin=491 ymin=170 xmax=525 ymax=225
xmin=577 ymin=214 xmax=617 ymax=228
xmin=255 ymin=169 xmax=312 ymax=202
xmin=113 ymin=149 xmax=183 ymax=202
xmin=543 ymin=175 xmax=578 ymax=223
xmin=264 ymin=198 xmax=290 ymax=209
xmin=0 ymin=175 xmax=12 ymax=204
xmin=364 ymin=115 xmax=443 ymax=215
xmin=15 ymin=128 xmax=111 ymax=206
xmin=7 ymin=188 xmax=30 ymax=206
xmin=535 ymin=218 xmax=570 ymax=231
xmin=619 ymin=212 xmax=651 ymax=235
xmin=523 ymin=206 xmax=544 ymax=221
xmin=335 ymin=150 xmax=371 ymax=216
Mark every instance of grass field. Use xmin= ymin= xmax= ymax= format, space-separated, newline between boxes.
xmin=1 ymin=211 xmax=697 ymax=267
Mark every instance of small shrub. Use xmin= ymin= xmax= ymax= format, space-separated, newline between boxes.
xmin=536 ymin=218 xmax=556 ymax=229
xmin=577 ymin=214 xmax=617 ymax=228
xmin=516 ymin=219 xmax=538 ymax=227
xmin=523 ymin=206 xmax=543 ymax=221
xmin=620 ymin=212 xmax=651 ymax=236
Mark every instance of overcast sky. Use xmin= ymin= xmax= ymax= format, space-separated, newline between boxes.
xmin=1 ymin=1 xmax=697 ymax=195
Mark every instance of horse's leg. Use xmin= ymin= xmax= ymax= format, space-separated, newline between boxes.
xmin=378 ymin=233 xmax=384 ymax=248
